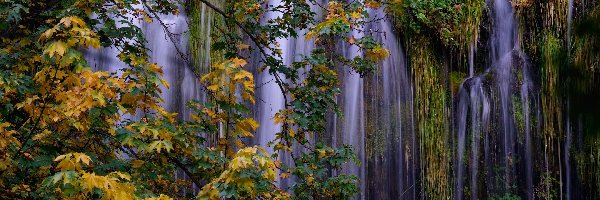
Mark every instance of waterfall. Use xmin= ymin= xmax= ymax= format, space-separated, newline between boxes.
xmin=455 ymin=0 xmax=536 ymax=198
xmin=456 ymin=77 xmax=491 ymax=200
xmin=456 ymin=87 xmax=468 ymax=200
xmin=375 ymin=6 xmax=415 ymax=198
xmin=143 ymin=10 xmax=202 ymax=121
xmin=567 ymin=0 xmax=574 ymax=51
xmin=341 ymin=14 xmax=366 ymax=200
xmin=72 ymin=0 xmax=600 ymax=199
xmin=143 ymin=8 xmax=204 ymax=193
xmin=520 ymin=56 xmax=534 ymax=199
xmin=84 ymin=5 xmax=204 ymax=193
xmin=492 ymin=0 xmax=517 ymax=188
xmin=257 ymin=0 xmax=288 ymax=156
xmin=474 ymin=78 xmax=491 ymax=200
xmin=345 ymin=6 xmax=415 ymax=199
xmin=85 ymin=6 xmax=201 ymax=120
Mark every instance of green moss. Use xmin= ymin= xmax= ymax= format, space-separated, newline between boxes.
xmin=387 ymin=0 xmax=485 ymax=50
xmin=366 ymin=127 xmax=386 ymax=158
xmin=188 ymin=0 xmax=225 ymax=74
xmin=512 ymin=95 xmax=525 ymax=141
xmin=450 ymin=71 xmax=467 ymax=95
xmin=540 ymin=33 xmax=564 ymax=140
xmin=409 ymin=36 xmax=451 ymax=198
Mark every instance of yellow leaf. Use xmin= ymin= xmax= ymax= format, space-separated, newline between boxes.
xmin=144 ymin=15 xmax=153 ymax=23
xmin=237 ymin=44 xmax=250 ymax=50
xmin=207 ymin=84 xmax=219 ymax=91
xmin=131 ymin=159 xmax=145 ymax=168
xmin=146 ymin=141 xmax=162 ymax=152
xmin=366 ymin=46 xmax=391 ymax=62
xmin=198 ymin=184 xmax=220 ymax=200
xmin=365 ymin=0 xmax=382 ymax=9
xmin=288 ymin=128 xmax=295 ymax=138
xmin=54 ymin=154 xmax=67 ymax=162
xmin=242 ymin=92 xmax=255 ymax=104
xmin=234 ymin=139 xmax=245 ymax=148
xmin=236 ymin=147 xmax=257 ymax=158
xmin=39 ymin=28 xmax=57 ymax=42
xmin=54 ymin=153 xmax=91 ymax=171
xmin=231 ymin=57 xmax=247 ymax=67
xmin=75 ymin=153 xmax=92 ymax=166
xmin=111 ymin=172 xmax=131 ymax=181
xmin=306 ymin=175 xmax=314 ymax=185
xmin=273 ymin=112 xmax=285 ymax=125
xmin=350 ymin=11 xmax=362 ymax=20
xmin=81 ymin=172 xmax=107 ymax=191
xmin=44 ymin=41 xmax=67 ymax=58
xmin=66 ymin=16 xmax=86 ymax=28
xmin=305 ymin=31 xmax=316 ymax=40
xmin=242 ymin=81 xmax=254 ymax=92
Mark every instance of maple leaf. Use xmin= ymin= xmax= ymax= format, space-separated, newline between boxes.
xmin=59 ymin=16 xmax=86 ymax=28
xmin=350 ymin=11 xmax=362 ymax=20
xmin=81 ymin=172 xmax=107 ymax=191
xmin=43 ymin=41 xmax=67 ymax=58
xmin=231 ymin=57 xmax=247 ymax=67
xmin=366 ymin=46 xmax=391 ymax=62
xmin=39 ymin=27 xmax=57 ymax=42
xmin=207 ymin=84 xmax=219 ymax=91
xmin=54 ymin=153 xmax=92 ymax=171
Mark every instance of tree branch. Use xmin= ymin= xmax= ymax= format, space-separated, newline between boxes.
xmin=142 ymin=1 xmax=198 ymax=77
xmin=196 ymin=0 xmax=290 ymax=106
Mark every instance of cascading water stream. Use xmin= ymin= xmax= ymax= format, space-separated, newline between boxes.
xmin=491 ymin=0 xmax=518 ymax=187
xmin=85 ymin=6 xmax=202 ymax=120
xmin=143 ymin=8 xmax=205 ymax=193
xmin=341 ymin=16 xmax=366 ymax=200
xmin=372 ymin=7 xmax=415 ymax=198
xmin=456 ymin=88 xmax=468 ymax=200
xmin=257 ymin=0 xmax=287 ymax=156
xmin=565 ymin=101 xmax=572 ymax=200
xmin=455 ymin=0 xmax=536 ymax=198
xmin=520 ymin=57 xmax=534 ymax=199
xmin=278 ymin=0 xmax=326 ymax=189
xmin=456 ymin=77 xmax=490 ymax=200
xmin=567 ymin=0 xmax=574 ymax=51
xmin=337 ymin=6 xmax=414 ymax=199
xmin=85 ymin=5 xmax=204 ymax=193
xmin=473 ymin=78 xmax=491 ymax=200
xmin=143 ymin=11 xmax=202 ymax=121
xmin=73 ymin=0 xmax=597 ymax=198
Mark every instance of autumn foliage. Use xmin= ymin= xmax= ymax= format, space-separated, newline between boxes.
xmin=0 ymin=0 xmax=389 ymax=199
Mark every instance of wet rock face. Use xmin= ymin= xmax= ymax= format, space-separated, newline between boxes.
xmin=461 ymin=49 xmax=532 ymax=95
xmin=455 ymin=46 xmax=539 ymax=199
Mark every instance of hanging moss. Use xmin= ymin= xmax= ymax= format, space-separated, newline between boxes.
xmin=570 ymin=5 xmax=600 ymax=99
xmin=512 ymin=95 xmax=525 ymax=139
xmin=450 ymin=71 xmax=468 ymax=95
xmin=571 ymin=5 xmax=600 ymax=197
xmin=540 ymin=33 xmax=563 ymax=140
xmin=387 ymin=0 xmax=485 ymax=50
xmin=188 ymin=0 xmax=225 ymax=74
xmin=576 ymin=136 xmax=600 ymax=197
xmin=409 ymin=36 xmax=451 ymax=199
